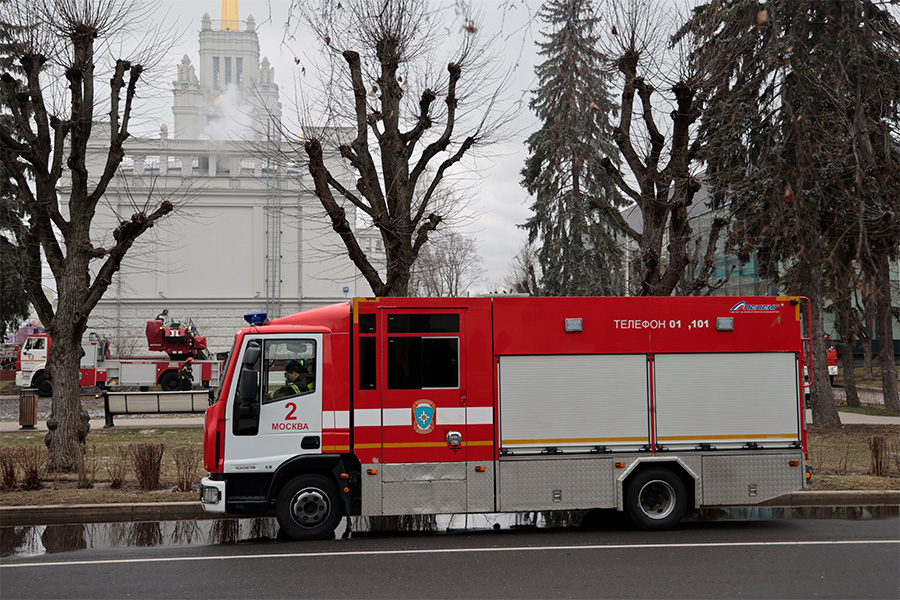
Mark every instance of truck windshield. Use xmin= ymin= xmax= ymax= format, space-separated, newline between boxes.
xmin=25 ymin=337 xmax=45 ymax=351
xmin=215 ymin=336 xmax=238 ymax=403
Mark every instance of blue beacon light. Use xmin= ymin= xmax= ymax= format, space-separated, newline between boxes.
xmin=243 ymin=312 xmax=268 ymax=325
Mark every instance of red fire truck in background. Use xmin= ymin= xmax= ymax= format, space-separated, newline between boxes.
xmin=15 ymin=313 xmax=219 ymax=396
xmin=200 ymin=296 xmax=812 ymax=539
xmin=824 ymin=335 xmax=838 ymax=385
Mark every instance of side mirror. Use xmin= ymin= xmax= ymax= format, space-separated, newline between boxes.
xmin=243 ymin=341 xmax=261 ymax=366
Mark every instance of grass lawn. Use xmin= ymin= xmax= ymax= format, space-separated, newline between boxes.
xmin=1 ymin=426 xmax=203 ymax=506
xmin=805 ymin=424 xmax=899 ymax=490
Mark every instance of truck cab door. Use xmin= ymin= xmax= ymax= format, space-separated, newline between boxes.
xmin=20 ymin=336 xmax=47 ymax=370
xmin=223 ymin=333 xmax=324 ymax=472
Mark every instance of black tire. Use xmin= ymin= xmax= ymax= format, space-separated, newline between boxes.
xmin=275 ymin=474 xmax=342 ymax=540
xmin=159 ymin=370 xmax=181 ymax=391
xmin=32 ymin=372 xmax=53 ymax=397
xmin=624 ymin=467 xmax=687 ymax=531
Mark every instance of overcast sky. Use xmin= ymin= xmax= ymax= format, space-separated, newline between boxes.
xmin=146 ymin=0 xmax=545 ymax=291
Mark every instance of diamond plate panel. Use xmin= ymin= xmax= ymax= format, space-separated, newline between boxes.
xmin=382 ymin=480 xmax=467 ymax=515
xmin=702 ymin=453 xmax=804 ymax=506
xmin=361 ymin=463 xmax=382 ymax=516
xmin=468 ymin=462 xmax=495 ymax=513
xmin=382 ymin=462 xmax=465 ymax=482
xmin=499 ymin=457 xmax=615 ymax=511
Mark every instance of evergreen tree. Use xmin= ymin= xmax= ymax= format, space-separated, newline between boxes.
xmin=521 ymin=0 xmax=622 ymax=296
xmin=0 ymin=1 xmax=29 ymax=340
xmin=678 ymin=0 xmax=900 ymax=420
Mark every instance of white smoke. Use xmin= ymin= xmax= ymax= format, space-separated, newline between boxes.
xmin=203 ymin=84 xmax=256 ymax=142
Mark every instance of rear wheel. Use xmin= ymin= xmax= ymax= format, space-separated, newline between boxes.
xmin=624 ymin=467 xmax=687 ymax=531
xmin=32 ymin=372 xmax=52 ymax=397
xmin=159 ymin=370 xmax=181 ymax=391
xmin=275 ymin=474 xmax=342 ymax=540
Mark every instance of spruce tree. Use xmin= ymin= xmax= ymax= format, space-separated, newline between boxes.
xmin=521 ymin=0 xmax=622 ymax=296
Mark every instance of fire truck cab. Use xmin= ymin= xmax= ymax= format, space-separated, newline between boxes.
xmin=201 ymin=296 xmax=811 ymax=539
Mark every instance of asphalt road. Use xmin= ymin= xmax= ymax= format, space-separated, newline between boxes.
xmin=1 ymin=517 xmax=897 ymax=599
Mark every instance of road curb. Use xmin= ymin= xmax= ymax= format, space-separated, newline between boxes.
xmin=2 ymin=490 xmax=898 ymax=527
xmin=758 ymin=489 xmax=900 ymax=507
xmin=0 ymin=501 xmax=210 ymax=526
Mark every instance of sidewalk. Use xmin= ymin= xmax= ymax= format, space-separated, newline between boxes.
xmin=0 ymin=415 xmax=204 ymax=432
xmin=805 ymin=409 xmax=900 ymax=425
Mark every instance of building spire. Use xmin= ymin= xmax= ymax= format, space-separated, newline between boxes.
xmin=222 ymin=0 xmax=239 ymax=31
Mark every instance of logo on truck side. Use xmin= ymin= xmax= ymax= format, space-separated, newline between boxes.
xmin=412 ymin=399 xmax=436 ymax=434
xmin=730 ymin=301 xmax=780 ymax=312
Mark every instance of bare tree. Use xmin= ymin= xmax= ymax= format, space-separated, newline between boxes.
xmin=504 ymin=242 xmax=540 ymax=296
xmin=409 ymin=229 xmax=485 ymax=296
xmin=297 ymin=0 xmax=508 ymax=296
xmin=594 ymin=0 xmax=727 ymax=297
xmin=0 ymin=0 xmax=173 ymax=470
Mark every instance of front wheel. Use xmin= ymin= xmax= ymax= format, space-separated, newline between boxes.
xmin=275 ymin=474 xmax=342 ymax=540
xmin=32 ymin=372 xmax=53 ymax=397
xmin=624 ymin=468 xmax=687 ymax=531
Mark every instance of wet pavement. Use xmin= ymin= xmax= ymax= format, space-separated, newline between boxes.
xmin=2 ymin=505 xmax=898 ymax=560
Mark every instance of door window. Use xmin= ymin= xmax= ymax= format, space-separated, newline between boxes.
xmin=261 ymin=339 xmax=317 ymax=404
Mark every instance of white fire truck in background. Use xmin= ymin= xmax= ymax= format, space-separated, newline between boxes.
xmin=201 ymin=296 xmax=812 ymax=539
xmin=15 ymin=312 xmax=220 ymax=396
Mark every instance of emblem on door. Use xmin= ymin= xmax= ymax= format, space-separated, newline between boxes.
xmin=412 ymin=399 xmax=436 ymax=434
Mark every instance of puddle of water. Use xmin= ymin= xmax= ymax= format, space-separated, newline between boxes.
xmin=0 ymin=518 xmax=282 ymax=559
xmin=694 ymin=505 xmax=900 ymax=522
xmin=2 ymin=505 xmax=896 ymax=559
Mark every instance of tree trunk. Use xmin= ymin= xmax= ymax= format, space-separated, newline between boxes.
xmin=873 ymin=252 xmax=899 ymax=412
xmin=43 ymin=265 xmax=92 ymax=472
xmin=862 ymin=302 xmax=875 ymax=379
xmin=44 ymin=323 xmax=88 ymax=472
xmin=802 ymin=252 xmax=841 ymax=428
xmin=835 ymin=293 xmax=859 ymax=407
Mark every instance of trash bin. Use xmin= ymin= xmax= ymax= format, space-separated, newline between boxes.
xmin=19 ymin=388 xmax=37 ymax=430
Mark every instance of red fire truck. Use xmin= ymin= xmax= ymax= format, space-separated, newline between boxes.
xmin=200 ymin=296 xmax=812 ymax=539
xmin=16 ymin=315 xmax=219 ymax=396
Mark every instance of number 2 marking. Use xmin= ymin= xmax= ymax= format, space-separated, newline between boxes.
xmin=285 ymin=402 xmax=297 ymax=420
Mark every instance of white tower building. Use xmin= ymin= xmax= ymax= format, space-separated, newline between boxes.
xmin=68 ymin=2 xmax=383 ymax=353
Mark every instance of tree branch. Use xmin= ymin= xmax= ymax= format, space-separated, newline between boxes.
xmin=81 ymin=201 xmax=174 ymax=315
xmin=410 ymin=62 xmax=462 ymax=187
xmin=305 ymin=138 xmax=386 ymax=293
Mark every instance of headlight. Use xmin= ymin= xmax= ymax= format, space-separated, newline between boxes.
xmin=201 ymin=485 xmax=221 ymax=505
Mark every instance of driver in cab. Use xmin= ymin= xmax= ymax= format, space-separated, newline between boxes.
xmin=274 ymin=360 xmax=314 ymax=399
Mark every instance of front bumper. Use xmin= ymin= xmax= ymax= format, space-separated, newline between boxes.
xmin=15 ymin=372 xmax=29 ymax=387
xmin=199 ymin=476 xmax=226 ymax=513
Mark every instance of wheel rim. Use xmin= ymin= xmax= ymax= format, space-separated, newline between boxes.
xmin=289 ymin=486 xmax=331 ymax=528
xmin=637 ymin=480 xmax=676 ymax=520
